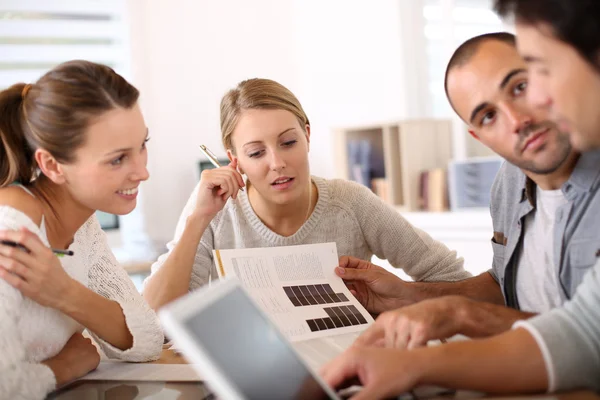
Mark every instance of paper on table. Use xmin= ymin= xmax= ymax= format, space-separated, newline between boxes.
xmin=80 ymin=361 xmax=202 ymax=381
xmin=213 ymin=242 xmax=374 ymax=342
xmin=293 ymin=332 xmax=361 ymax=371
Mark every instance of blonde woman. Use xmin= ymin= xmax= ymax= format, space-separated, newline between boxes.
xmin=0 ymin=61 xmax=163 ymax=399
xmin=143 ymin=78 xmax=469 ymax=310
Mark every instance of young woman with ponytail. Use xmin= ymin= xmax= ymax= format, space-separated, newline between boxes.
xmin=0 ymin=60 xmax=163 ymax=399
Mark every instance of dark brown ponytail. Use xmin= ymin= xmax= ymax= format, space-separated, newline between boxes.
xmin=0 ymin=83 xmax=35 ymax=186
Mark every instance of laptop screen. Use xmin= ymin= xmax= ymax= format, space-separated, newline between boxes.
xmin=183 ymin=286 xmax=336 ymax=400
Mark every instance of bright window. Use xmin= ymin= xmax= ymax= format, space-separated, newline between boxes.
xmin=423 ymin=0 xmax=505 ymax=118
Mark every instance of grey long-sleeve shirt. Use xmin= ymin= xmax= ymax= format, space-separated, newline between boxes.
xmin=514 ymin=259 xmax=600 ymax=392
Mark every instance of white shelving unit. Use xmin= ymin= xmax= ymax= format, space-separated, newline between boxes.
xmin=334 ymin=119 xmax=493 ymax=277
xmin=334 ymin=119 xmax=453 ymax=211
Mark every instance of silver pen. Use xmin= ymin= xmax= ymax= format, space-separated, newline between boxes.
xmin=199 ymin=144 xmax=245 ymax=191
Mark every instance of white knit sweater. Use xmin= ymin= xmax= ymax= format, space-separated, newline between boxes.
xmin=147 ymin=177 xmax=470 ymax=290
xmin=0 ymin=206 xmax=164 ymax=400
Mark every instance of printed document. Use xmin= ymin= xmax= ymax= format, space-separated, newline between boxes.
xmin=214 ymin=242 xmax=374 ymax=342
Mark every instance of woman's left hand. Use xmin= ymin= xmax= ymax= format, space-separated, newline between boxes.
xmin=0 ymin=228 xmax=75 ymax=310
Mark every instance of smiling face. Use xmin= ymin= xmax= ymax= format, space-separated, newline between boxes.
xmin=58 ymin=104 xmax=150 ymax=215
xmin=229 ymin=108 xmax=311 ymax=206
xmin=447 ymin=39 xmax=572 ymax=174
xmin=515 ymin=23 xmax=600 ymax=152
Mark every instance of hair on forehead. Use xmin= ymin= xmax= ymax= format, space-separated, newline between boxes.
xmin=494 ymin=0 xmax=600 ymax=74
xmin=444 ymin=32 xmax=517 ymax=112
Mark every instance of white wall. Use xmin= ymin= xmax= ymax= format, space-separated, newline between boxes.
xmin=290 ymin=0 xmax=409 ymax=156
xmin=127 ymin=0 xmax=299 ymax=246
xmin=126 ymin=0 xmax=414 ymax=248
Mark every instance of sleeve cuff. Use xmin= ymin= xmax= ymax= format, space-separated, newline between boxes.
xmin=512 ymin=320 xmax=556 ymax=392
xmin=91 ymin=300 xmax=163 ymax=362
xmin=28 ymin=362 xmax=58 ymax=398
xmin=513 ymin=307 xmax=600 ymax=392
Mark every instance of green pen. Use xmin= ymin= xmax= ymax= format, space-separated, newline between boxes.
xmin=0 ymin=240 xmax=74 ymax=257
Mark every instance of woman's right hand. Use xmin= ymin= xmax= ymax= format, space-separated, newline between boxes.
xmin=194 ymin=159 xmax=245 ymax=218
xmin=42 ymin=332 xmax=101 ymax=386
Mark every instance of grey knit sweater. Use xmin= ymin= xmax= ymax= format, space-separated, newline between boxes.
xmin=147 ymin=176 xmax=470 ymax=290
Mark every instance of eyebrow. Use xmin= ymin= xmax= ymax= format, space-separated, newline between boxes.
xmin=469 ymin=102 xmax=490 ymax=125
xmin=242 ymin=127 xmax=297 ymax=148
xmin=104 ymin=127 xmax=149 ymax=156
xmin=469 ymin=68 xmax=527 ymax=124
xmin=522 ymin=55 xmax=543 ymax=63
xmin=499 ymin=68 xmax=526 ymax=90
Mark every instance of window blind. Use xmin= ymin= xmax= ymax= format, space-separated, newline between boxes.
xmin=0 ymin=0 xmax=130 ymax=89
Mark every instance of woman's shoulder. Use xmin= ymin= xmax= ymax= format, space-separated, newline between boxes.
xmin=319 ymin=177 xmax=376 ymax=202
xmin=0 ymin=186 xmax=43 ymax=227
xmin=75 ymin=213 xmax=103 ymax=239
xmin=316 ymin=177 xmax=395 ymax=225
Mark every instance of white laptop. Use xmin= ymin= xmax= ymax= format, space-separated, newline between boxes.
xmin=159 ymin=278 xmax=347 ymax=400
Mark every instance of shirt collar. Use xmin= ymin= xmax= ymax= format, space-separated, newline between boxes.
xmin=564 ymin=149 xmax=600 ymax=194
xmin=519 ymin=149 xmax=600 ymax=206
xmin=519 ymin=175 xmax=536 ymax=207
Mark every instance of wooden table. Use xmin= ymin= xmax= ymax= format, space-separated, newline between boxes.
xmin=152 ymin=348 xmax=188 ymax=365
xmin=51 ymin=349 xmax=599 ymax=400
xmin=152 ymin=349 xmax=598 ymax=400
xmin=431 ymin=392 xmax=599 ymax=400
xmin=48 ymin=349 xmax=207 ymax=400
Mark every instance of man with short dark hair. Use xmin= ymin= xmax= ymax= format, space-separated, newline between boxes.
xmin=334 ymin=31 xmax=599 ymax=345
xmin=320 ymin=20 xmax=600 ymax=396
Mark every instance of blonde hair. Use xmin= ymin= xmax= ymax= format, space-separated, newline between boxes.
xmin=219 ymin=78 xmax=310 ymax=151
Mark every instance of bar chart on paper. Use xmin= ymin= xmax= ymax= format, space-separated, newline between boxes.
xmin=305 ymin=305 xmax=368 ymax=332
xmin=214 ymin=243 xmax=374 ymax=341
xmin=282 ymin=283 xmax=348 ymax=306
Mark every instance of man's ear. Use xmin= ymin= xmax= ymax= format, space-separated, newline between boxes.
xmin=34 ymin=149 xmax=66 ymax=184
xmin=227 ymin=149 xmax=244 ymax=175
xmin=468 ymin=129 xmax=481 ymax=141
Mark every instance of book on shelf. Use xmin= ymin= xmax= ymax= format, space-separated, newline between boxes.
xmin=418 ymin=171 xmax=429 ymax=211
xmin=370 ymin=178 xmax=389 ymax=203
xmin=347 ymin=139 xmax=372 ymax=188
xmin=418 ymin=168 xmax=449 ymax=212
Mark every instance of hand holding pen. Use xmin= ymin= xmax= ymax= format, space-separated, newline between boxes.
xmin=0 ymin=228 xmax=79 ymax=309
xmin=199 ymin=145 xmax=245 ymax=192
xmin=196 ymin=144 xmax=245 ymax=217
xmin=0 ymin=240 xmax=74 ymax=257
